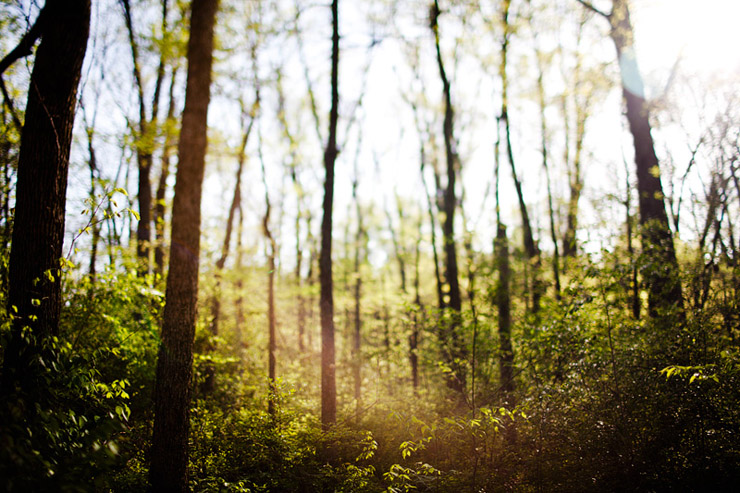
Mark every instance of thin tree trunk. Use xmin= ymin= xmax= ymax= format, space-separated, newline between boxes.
xmin=1 ymin=0 xmax=90 ymax=394
xmin=149 ymin=0 xmax=218 ymax=489
xmin=352 ymin=176 xmax=363 ymax=414
xmin=234 ymin=194 xmax=245 ymax=347
xmin=535 ymin=49 xmax=561 ymax=299
xmin=202 ymin=97 xmax=256 ymax=394
xmin=410 ymin=215 xmax=423 ymax=394
xmin=276 ymin=69 xmax=307 ymax=353
xmin=562 ymin=13 xmax=588 ymax=259
xmin=85 ymin=124 xmax=100 ymax=284
xmin=500 ymin=0 xmax=542 ymax=315
xmin=121 ymin=0 xmax=168 ymax=274
xmin=495 ymin=113 xmax=514 ymax=394
xmin=385 ymin=194 xmax=407 ymax=294
xmin=154 ymin=67 xmax=179 ymax=277
xmin=420 ymin=144 xmax=445 ymax=310
xmin=259 ymin=125 xmax=278 ymax=419
xmin=431 ymin=0 xmax=465 ymax=393
xmin=624 ymin=159 xmax=640 ymax=320
xmin=320 ymin=0 xmax=339 ymax=430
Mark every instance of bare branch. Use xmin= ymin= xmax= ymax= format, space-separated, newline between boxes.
xmin=0 ymin=6 xmax=49 ymax=76
xmin=575 ymin=0 xmax=610 ymax=19
xmin=0 ymin=76 xmax=23 ymax=130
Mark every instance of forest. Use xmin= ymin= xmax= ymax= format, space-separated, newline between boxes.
xmin=0 ymin=0 xmax=739 ymax=491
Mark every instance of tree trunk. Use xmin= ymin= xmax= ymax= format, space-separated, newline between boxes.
xmin=500 ymin=0 xmax=542 ymax=315
xmin=431 ymin=0 xmax=465 ymax=393
xmin=154 ymin=67 xmax=179 ymax=278
xmin=85 ymin=124 xmax=100 ymax=284
xmin=257 ymin=112 xmax=278 ymax=418
xmin=202 ymin=99 xmax=255 ymax=395
xmin=410 ymin=216 xmax=423 ymax=394
xmin=494 ymin=111 xmax=514 ymax=394
xmin=1 ymin=0 xmax=90 ymax=394
xmin=535 ymin=49 xmax=561 ymax=299
xmin=608 ymin=0 xmax=684 ymax=317
xmin=149 ymin=0 xmax=218 ymax=489
xmin=352 ymin=188 xmax=363 ymax=414
xmin=121 ymin=0 xmax=169 ymax=275
xmin=320 ymin=0 xmax=339 ymax=430
xmin=276 ymin=69 xmax=307 ymax=353
xmin=562 ymin=13 xmax=588 ymax=259
xmin=625 ymin=162 xmax=641 ymax=320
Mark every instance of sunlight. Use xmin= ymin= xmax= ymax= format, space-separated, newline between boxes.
xmin=636 ymin=0 xmax=740 ymax=76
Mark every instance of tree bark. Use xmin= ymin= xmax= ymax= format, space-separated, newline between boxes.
xmin=1 ymin=0 xmax=90 ymax=394
xmin=320 ymin=0 xmax=339 ymax=430
xmin=149 ymin=0 xmax=218 ymax=489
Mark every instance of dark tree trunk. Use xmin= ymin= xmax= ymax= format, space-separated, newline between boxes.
xmin=86 ymin=124 xmax=100 ymax=284
xmin=149 ymin=0 xmax=218 ymax=490
xmin=154 ymin=67 xmax=179 ymax=277
xmin=234 ymin=196 xmax=245 ymax=346
xmin=320 ymin=0 xmax=339 ymax=430
xmin=624 ymin=160 xmax=641 ymax=319
xmin=496 ymin=223 xmax=514 ymax=393
xmin=500 ymin=0 xmax=542 ymax=315
xmin=410 ymin=217 xmax=423 ymax=394
xmin=257 ymin=117 xmax=278 ymax=419
xmin=562 ymin=14 xmax=588 ymax=259
xmin=1 ymin=0 xmax=90 ymax=394
xmin=385 ymin=197 xmax=407 ymax=294
xmin=350 ymin=143 xmax=365 ymax=414
xmin=535 ymin=50 xmax=561 ymax=298
xmin=276 ymin=70 xmax=307 ymax=353
xmin=607 ymin=0 xmax=683 ymax=317
xmin=494 ymin=113 xmax=514 ymax=394
xmin=352 ymin=185 xmax=363 ymax=413
xmin=121 ymin=0 xmax=168 ymax=275
xmin=431 ymin=0 xmax=465 ymax=393
xmin=420 ymin=147 xmax=444 ymax=310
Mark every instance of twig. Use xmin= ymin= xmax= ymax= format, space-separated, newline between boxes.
xmin=574 ymin=0 xmax=610 ymax=19
xmin=0 ymin=5 xmax=49 ymax=76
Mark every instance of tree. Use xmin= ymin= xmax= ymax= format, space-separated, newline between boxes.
xmin=320 ymin=0 xmax=339 ymax=430
xmin=153 ymin=67 xmax=179 ymax=277
xmin=430 ymin=0 xmax=466 ymax=393
xmin=149 ymin=0 xmax=219 ymax=489
xmin=577 ymin=0 xmax=683 ymax=317
xmin=498 ymin=0 xmax=543 ymax=316
xmin=120 ymin=0 xmax=171 ymax=274
xmin=0 ymin=0 xmax=90 ymax=394
xmin=494 ymin=114 xmax=514 ymax=394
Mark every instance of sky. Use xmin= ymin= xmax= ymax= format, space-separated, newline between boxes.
xmin=23 ymin=0 xmax=736 ymax=272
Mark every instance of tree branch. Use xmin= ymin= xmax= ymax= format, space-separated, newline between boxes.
xmin=575 ymin=0 xmax=610 ymax=19
xmin=0 ymin=6 xmax=49 ymax=76
xmin=0 ymin=76 xmax=23 ymax=130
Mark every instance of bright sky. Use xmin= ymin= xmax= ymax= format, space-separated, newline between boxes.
xmin=635 ymin=0 xmax=740 ymax=76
